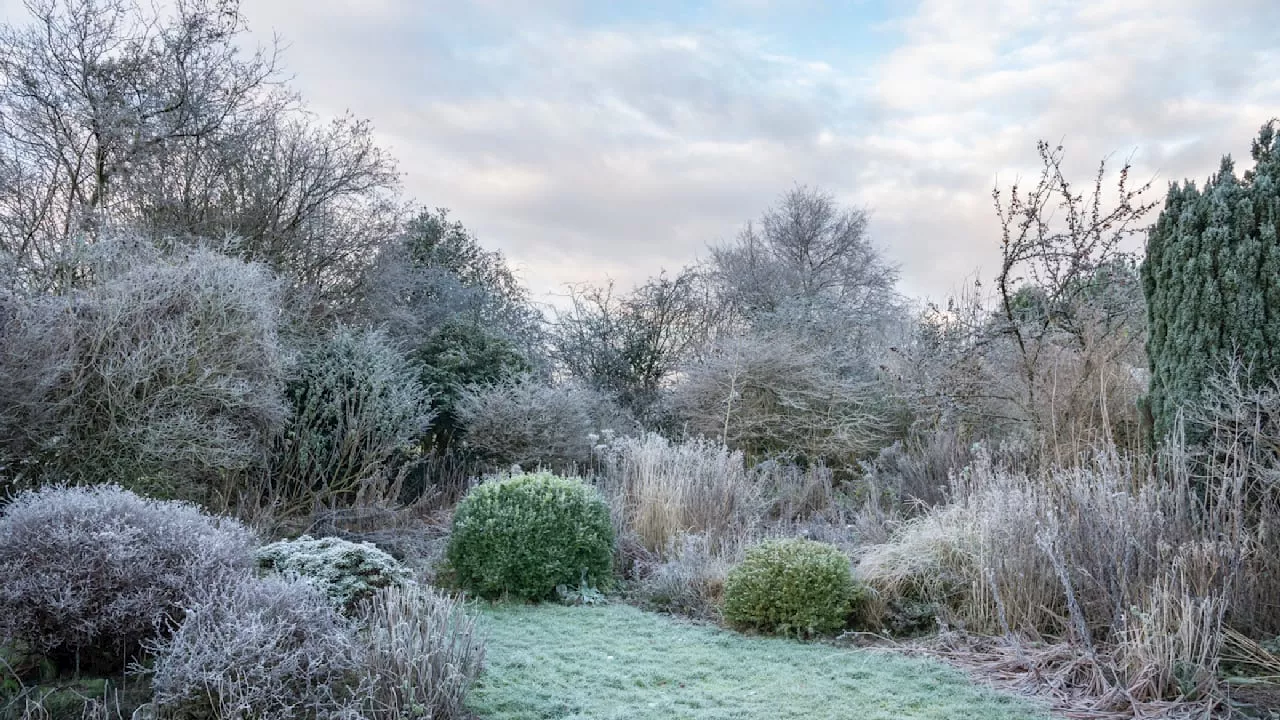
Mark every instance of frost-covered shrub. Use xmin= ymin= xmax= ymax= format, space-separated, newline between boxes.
xmin=722 ymin=538 xmax=859 ymax=637
xmin=631 ymin=534 xmax=735 ymax=621
xmin=269 ymin=327 xmax=434 ymax=512
xmin=447 ymin=472 xmax=614 ymax=600
xmin=455 ymin=377 xmax=636 ymax=471
xmin=149 ymin=574 xmax=365 ymax=720
xmin=0 ymin=484 xmax=255 ymax=673
xmin=356 ymin=584 xmax=485 ymax=720
xmin=256 ymin=535 xmax=413 ymax=614
xmin=0 ymin=245 xmax=287 ymax=497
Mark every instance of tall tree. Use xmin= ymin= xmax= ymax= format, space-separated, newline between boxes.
xmin=0 ymin=0 xmax=401 ymax=312
xmin=708 ymin=185 xmax=900 ymax=346
xmin=364 ymin=208 xmax=543 ymax=446
xmin=1142 ymin=119 xmax=1280 ymax=445
xmin=0 ymin=0 xmax=274 ymax=281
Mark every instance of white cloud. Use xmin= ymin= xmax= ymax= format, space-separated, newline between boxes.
xmin=236 ymin=0 xmax=1280 ymax=303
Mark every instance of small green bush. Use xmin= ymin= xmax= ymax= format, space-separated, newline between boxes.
xmin=446 ymin=472 xmax=613 ymax=600
xmin=255 ymin=535 xmax=413 ymax=614
xmin=722 ymin=538 xmax=859 ymax=637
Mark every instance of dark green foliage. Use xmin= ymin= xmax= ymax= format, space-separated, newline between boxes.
xmin=881 ymin=598 xmax=941 ymax=638
xmin=270 ymin=327 xmax=434 ymax=511
xmin=722 ymin=538 xmax=860 ymax=637
xmin=365 ymin=208 xmax=544 ymax=457
xmin=0 ymin=677 xmax=152 ymax=720
xmin=446 ymin=472 xmax=614 ymax=600
xmin=1142 ymin=120 xmax=1280 ymax=444
xmin=415 ymin=320 xmax=530 ymax=447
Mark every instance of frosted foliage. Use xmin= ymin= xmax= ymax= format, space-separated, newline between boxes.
xmin=0 ymin=484 xmax=255 ymax=671
xmin=256 ymin=535 xmax=413 ymax=613
xmin=269 ymin=326 xmax=434 ymax=509
xmin=149 ymin=575 xmax=366 ymax=720
xmin=455 ymin=377 xmax=637 ymax=470
xmin=357 ymin=584 xmax=485 ymax=720
xmin=0 ymin=245 xmax=287 ymax=492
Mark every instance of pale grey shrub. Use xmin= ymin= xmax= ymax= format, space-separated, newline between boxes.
xmin=667 ymin=329 xmax=890 ymax=464
xmin=355 ymin=584 xmax=485 ymax=720
xmin=148 ymin=575 xmax=366 ymax=720
xmin=0 ymin=484 xmax=256 ymax=673
xmin=455 ymin=376 xmax=637 ymax=471
xmin=631 ymin=534 xmax=737 ymax=622
xmin=0 ymin=244 xmax=287 ymax=497
xmin=255 ymin=535 xmax=413 ymax=614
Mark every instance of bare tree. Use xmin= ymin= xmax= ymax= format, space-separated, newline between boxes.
xmin=552 ymin=268 xmax=715 ymax=417
xmin=708 ymin=185 xmax=901 ymax=346
xmin=663 ymin=186 xmax=904 ymax=462
xmin=905 ymin=142 xmax=1156 ymax=456
xmin=0 ymin=0 xmax=277 ymax=283
xmin=135 ymin=112 xmax=403 ymax=313
xmin=0 ymin=0 xmax=402 ymax=313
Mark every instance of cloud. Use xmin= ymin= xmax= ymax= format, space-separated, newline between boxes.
xmin=237 ymin=0 xmax=1280 ymax=304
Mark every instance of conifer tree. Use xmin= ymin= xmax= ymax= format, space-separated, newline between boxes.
xmin=1142 ymin=120 xmax=1280 ymax=444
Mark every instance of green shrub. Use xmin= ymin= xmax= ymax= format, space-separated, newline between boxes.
xmin=269 ymin=326 xmax=435 ymax=513
xmin=446 ymin=472 xmax=613 ymax=600
xmin=722 ymin=538 xmax=859 ymax=637
xmin=255 ymin=535 xmax=413 ymax=614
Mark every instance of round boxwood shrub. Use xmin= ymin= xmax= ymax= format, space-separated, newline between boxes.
xmin=255 ymin=535 xmax=414 ymax=614
xmin=446 ymin=471 xmax=613 ymax=600
xmin=722 ymin=538 xmax=859 ymax=637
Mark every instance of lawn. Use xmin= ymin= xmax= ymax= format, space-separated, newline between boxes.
xmin=466 ymin=602 xmax=1053 ymax=720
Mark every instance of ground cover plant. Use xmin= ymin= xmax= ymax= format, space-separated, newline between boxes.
xmin=465 ymin=602 xmax=1049 ymax=720
xmin=256 ymin=534 xmax=414 ymax=613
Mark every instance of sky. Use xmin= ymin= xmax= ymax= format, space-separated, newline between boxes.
xmin=72 ymin=1 xmax=1280 ymax=304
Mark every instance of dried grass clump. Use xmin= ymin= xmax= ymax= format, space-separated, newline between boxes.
xmin=855 ymin=504 xmax=977 ymax=627
xmin=630 ymin=534 xmax=739 ymax=621
xmin=356 ymin=584 xmax=485 ymax=720
xmin=597 ymin=433 xmax=762 ymax=557
xmin=859 ymin=439 xmax=1274 ymax=704
xmin=147 ymin=577 xmax=486 ymax=720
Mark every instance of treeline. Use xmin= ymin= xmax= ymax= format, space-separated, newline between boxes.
xmin=1 ymin=0 xmax=1279 ymax=544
